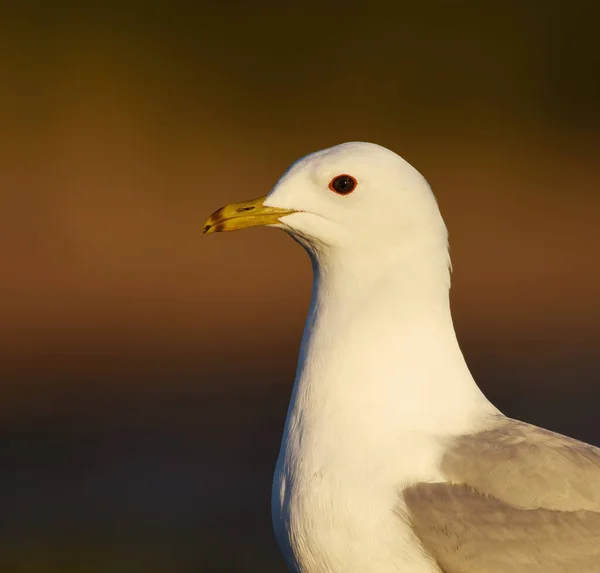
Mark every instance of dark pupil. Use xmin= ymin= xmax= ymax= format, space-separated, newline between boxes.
xmin=335 ymin=176 xmax=352 ymax=192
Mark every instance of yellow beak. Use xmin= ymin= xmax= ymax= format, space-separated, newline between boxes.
xmin=203 ymin=195 xmax=296 ymax=235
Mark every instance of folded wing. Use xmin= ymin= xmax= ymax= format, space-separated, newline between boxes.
xmin=401 ymin=417 xmax=600 ymax=572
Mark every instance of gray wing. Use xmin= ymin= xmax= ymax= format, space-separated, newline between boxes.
xmin=441 ymin=416 xmax=600 ymax=511
xmin=403 ymin=483 xmax=600 ymax=573
xmin=401 ymin=416 xmax=600 ymax=572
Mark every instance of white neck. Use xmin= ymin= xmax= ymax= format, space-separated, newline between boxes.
xmin=272 ymin=236 xmax=499 ymax=573
xmin=283 ymin=240 xmax=495 ymax=450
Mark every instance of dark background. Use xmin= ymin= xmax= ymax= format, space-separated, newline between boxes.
xmin=1 ymin=2 xmax=599 ymax=571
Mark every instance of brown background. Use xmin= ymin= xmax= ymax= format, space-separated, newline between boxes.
xmin=1 ymin=2 xmax=599 ymax=572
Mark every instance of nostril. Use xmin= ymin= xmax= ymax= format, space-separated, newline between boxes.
xmin=236 ymin=206 xmax=255 ymax=212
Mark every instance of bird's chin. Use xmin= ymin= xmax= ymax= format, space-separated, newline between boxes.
xmin=275 ymin=211 xmax=342 ymax=250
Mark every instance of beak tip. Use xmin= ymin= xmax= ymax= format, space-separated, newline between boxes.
xmin=203 ymin=221 xmax=217 ymax=235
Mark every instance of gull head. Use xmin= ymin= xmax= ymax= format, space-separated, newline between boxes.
xmin=203 ymin=142 xmax=448 ymax=260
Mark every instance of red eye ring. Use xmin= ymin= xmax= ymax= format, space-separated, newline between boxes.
xmin=328 ymin=174 xmax=357 ymax=196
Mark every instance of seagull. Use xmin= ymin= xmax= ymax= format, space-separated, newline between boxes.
xmin=203 ymin=142 xmax=600 ymax=572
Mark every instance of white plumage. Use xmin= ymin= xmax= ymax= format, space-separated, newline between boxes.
xmin=205 ymin=142 xmax=600 ymax=573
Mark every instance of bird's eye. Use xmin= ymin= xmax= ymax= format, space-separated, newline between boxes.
xmin=329 ymin=174 xmax=357 ymax=195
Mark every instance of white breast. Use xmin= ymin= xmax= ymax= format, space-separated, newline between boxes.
xmin=269 ymin=224 xmax=495 ymax=572
xmin=272 ymin=430 xmax=446 ymax=573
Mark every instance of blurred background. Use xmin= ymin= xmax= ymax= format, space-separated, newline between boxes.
xmin=1 ymin=1 xmax=599 ymax=571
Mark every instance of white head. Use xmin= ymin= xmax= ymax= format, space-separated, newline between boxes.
xmin=204 ymin=142 xmax=451 ymax=286
xmin=205 ymin=143 xmax=489 ymax=434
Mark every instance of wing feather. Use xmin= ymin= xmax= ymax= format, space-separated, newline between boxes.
xmin=441 ymin=417 xmax=600 ymax=511
xmin=402 ymin=483 xmax=600 ymax=573
xmin=400 ymin=417 xmax=600 ymax=572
